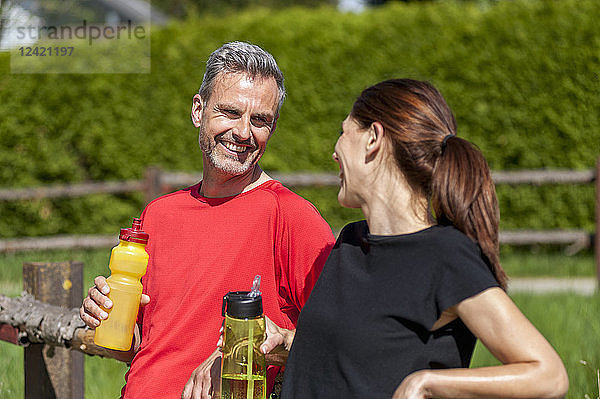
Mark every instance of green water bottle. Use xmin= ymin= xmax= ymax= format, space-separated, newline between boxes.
xmin=221 ymin=276 xmax=266 ymax=399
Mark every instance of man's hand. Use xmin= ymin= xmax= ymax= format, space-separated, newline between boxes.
xmin=182 ymin=348 xmax=222 ymax=399
xmin=79 ymin=275 xmax=150 ymax=328
xmin=181 ymin=317 xmax=293 ymax=399
xmin=260 ymin=316 xmax=295 ymax=355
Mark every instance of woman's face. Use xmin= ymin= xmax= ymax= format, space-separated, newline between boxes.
xmin=333 ymin=115 xmax=369 ymax=208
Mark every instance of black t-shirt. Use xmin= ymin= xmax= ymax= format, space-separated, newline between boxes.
xmin=281 ymin=221 xmax=499 ymax=399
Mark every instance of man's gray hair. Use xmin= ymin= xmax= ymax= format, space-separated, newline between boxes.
xmin=199 ymin=41 xmax=286 ymax=112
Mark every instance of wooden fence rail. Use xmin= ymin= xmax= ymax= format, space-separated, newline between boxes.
xmin=0 ymin=166 xmax=595 ymax=201
xmin=0 ymin=180 xmax=145 ymax=201
xmin=0 ymin=162 xmax=598 ymax=281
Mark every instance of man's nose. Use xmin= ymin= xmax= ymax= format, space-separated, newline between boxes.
xmin=232 ymin=116 xmax=252 ymax=141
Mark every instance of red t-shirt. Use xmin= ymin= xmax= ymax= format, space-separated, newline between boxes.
xmin=121 ymin=180 xmax=335 ymax=398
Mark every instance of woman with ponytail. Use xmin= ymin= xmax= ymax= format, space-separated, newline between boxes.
xmin=263 ymin=79 xmax=568 ymax=399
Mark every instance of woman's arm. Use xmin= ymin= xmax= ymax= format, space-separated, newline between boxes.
xmin=394 ymin=287 xmax=568 ymax=399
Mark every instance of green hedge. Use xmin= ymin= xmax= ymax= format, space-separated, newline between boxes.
xmin=0 ymin=0 xmax=598 ymax=237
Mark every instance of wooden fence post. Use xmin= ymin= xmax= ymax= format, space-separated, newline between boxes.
xmin=23 ymin=261 xmax=84 ymax=399
xmin=596 ymin=157 xmax=600 ymax=286
xmin=144 ymin=166 xmax=163 ymax=205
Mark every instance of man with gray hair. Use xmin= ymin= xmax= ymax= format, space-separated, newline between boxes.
xmin=80 ymin=41 xmax=335 ymax=398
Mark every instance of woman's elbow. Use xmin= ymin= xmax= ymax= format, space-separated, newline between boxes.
xmin=553 ymin=364 xmax=569 ymax=399
xmin=538 ymin=359 xmax=569 ymax=399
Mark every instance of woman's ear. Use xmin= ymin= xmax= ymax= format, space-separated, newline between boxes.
xmin=190 ymin=94 xmax=204 ymax=128
xmin=365 ymin=121 xmax=385 ymax=162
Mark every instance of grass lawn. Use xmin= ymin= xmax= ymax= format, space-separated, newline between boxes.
xmin=471 ymin=293 xmax=600 ymax=399
xmin=0 ymin=248 xmax=597 ymax=397
xmin=500 ymin=247 xmax=596 ymax=278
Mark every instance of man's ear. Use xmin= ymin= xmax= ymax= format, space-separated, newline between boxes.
xmin=191 ymin=94 xmax=204 ymax=128
xmin=365 ymin=121 xmax=385 ymax=162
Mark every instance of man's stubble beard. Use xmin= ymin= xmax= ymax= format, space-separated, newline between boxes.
xmin=199 ymin=127 xmax=256 ymax=176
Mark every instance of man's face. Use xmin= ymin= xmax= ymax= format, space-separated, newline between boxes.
xmin=192 ymin=72 xmax=279 ymax=176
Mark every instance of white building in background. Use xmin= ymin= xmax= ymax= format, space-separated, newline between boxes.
xmin=0 ymin=1 xmax=42 ymax=50
xmin=338 ymin=0 xmax=367 ymax=13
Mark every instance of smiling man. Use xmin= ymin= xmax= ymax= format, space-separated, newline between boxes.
xmin=191 ymin=66 xmax=280 ymax=196
xmin=79 ymin=42 xmax=335 ymax=399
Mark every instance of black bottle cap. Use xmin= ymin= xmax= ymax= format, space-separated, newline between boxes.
xmin=222 ymin=291 xmax=263 ymax=319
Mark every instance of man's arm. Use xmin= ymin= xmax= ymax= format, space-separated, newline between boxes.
xmin=274 ymin=191 xmax=335 ymax=322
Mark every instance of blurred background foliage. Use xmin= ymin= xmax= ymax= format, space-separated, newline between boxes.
xmin=0 ymin=0 xmax=598 ymax=237
xmin=151 ymin=0 xmax=336 ymax=18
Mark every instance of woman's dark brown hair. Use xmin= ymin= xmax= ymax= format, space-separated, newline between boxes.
xmin=351 ymin=79 xmax=507 ymax=289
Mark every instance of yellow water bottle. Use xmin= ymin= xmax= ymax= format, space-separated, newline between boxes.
xmin=94 ymin=217 xmax=149 ymax=351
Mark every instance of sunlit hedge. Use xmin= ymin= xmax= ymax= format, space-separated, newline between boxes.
xmin=0 ymin=0 xmax=597 ymax=236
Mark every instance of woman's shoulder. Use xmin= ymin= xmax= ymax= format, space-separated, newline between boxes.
xmin=409 ymin=225 xmax=490 ymax=274
xmin=427 ymin=225 xmax=480 ymax=251
xmin=430 ymin=225 xmax=496 ymax=280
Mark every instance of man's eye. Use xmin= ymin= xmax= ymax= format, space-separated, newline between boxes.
xmin=252 ymin=117 xmax=271 ymax=129
xmin=223 ymin=109 xmax=240 ymax=118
